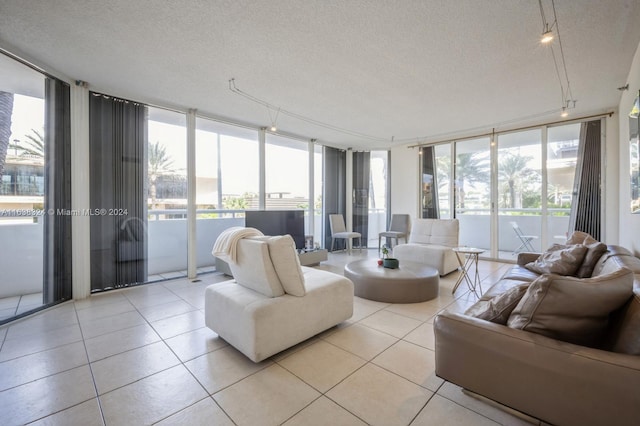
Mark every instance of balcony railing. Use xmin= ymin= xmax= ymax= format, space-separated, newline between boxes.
xmin=0 ymin=206 xmax=570 ymax=298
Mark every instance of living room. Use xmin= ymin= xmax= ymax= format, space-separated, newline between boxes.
xmin=1 ymin=1 xmax=640 ymax=425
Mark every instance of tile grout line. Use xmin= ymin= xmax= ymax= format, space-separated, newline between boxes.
xmin=72 ymin=299 xmax=108 ymax=426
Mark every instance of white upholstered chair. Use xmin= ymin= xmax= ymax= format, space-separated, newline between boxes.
xmin=329 ymin=214 xmax=361 ymax=254
xmin=206 ymin=233 xmax=354 ymax=362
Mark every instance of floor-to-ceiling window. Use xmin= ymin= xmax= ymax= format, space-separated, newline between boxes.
xmin=265 ymin=134 xmax=309 ymax=212
xmin=368 ymin=151 xmax=388 ymax=246
xmin=497 ymin=129 xmax=542 ymax=258
xmin=455 ymin=137 xmax=491 ymax=249
xmin=429 ymin=121 xmax=589 ymax=260
xmin=146 ymin=107 xmax=188 ymax=281
xmin=219 ymin=127 xmax=259 ymax=210
xmin=0 ymin=60 xmax=46 ymax=320
xmin=0 ymin=53 xmax=71 ymax=322
xmin=313 ymin=144 xmax=323 ymax=246
xmin=546 ymin=123 xmax=580 ymax=244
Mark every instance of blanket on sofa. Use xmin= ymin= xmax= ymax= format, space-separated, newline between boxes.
xmin=212 ymin=226 xmax=264 ymax=264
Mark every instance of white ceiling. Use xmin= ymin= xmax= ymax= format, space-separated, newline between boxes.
xmin=1 ymin=0 xmax=639 ymax=150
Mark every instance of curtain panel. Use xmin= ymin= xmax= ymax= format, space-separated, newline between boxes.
xmin=568 ymin=119 xmax=602 ymax=240
xmin=43 ymin=78 xmax=72 ymax=304
xmin=322 ymin=146 xmax=346 ymax=249
xmin=352 ymin=151 xmax=370 ymax=247
xmin=420 ymin=146 xmax=440 ymax=218
xmin=89 ymin=93 xmax=148 ymax=291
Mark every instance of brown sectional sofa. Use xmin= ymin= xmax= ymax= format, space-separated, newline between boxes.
xmin=434 ymin=245 xmax=640 ymax=426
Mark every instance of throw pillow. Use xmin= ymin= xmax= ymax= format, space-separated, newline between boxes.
xmin=525 ymin=244 xmax=588 ymax=276
xmin=507 ymin=268 xmax=634 ymax=347
xmin=228 ymin=238 xmax=285 ymax=298
xmin=266 ymin=235 xmax=306 ymax=296
xmin=574 ymin=241 xmax=608 ymax=278
xmin=566 ymin=230 xmax=598 ymax=245
xmin=465 ymin=283 xmax=529 ymax=324
xmin=565 ymin=230 xmax=609 ymax=278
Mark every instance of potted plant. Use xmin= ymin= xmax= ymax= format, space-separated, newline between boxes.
xmin=381 ymin=245 xmax=399 ymax=269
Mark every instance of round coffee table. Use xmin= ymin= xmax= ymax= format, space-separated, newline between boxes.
xmin=344 ymin=259 xmax=439 ymax=303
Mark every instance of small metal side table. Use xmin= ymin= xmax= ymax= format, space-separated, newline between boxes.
xmin=452 ymin=247 xmax=485 ymax=297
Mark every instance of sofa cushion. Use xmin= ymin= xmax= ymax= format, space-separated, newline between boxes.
xmin=500 ymin=265 xmax=541 ymax=282
xmin=228 ymin=238 xmax=285 ymax=298
xmin=565 ymin=231 xmax=608 ymax=278
xmin=604 ymin=290 xmax=640 ymax=355
xmin=507 ymin=268 xmax=634 ymax=347
xmin=465 ymin=283 xmax=529 ymax=324
xmin=266 ymin=235 xmax=306 ymax=296
xmin=525 ymin=244 xmax=588 ymax=276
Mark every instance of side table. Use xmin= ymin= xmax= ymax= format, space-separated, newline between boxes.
xmin=452 ymin=247 xmax=485 ymax=296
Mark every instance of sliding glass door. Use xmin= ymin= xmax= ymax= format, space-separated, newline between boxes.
xmin=429 ymin=122 xmax=590 ymax=260
xmin=497 ymin=129 xmax=542 ymax=258
xmin=455 ymin=138 xmax=491 ymax=250
xmin=0 ymin=53 xmax=71 ymax=323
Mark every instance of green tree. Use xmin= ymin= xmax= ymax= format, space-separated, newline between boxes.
xmin=148 ymin=141 xmax=174 ymax=209
xmin=223 ymin=195 xmax=247 ymax=210
xmin=0 ymin=91 xmax=14 ymax=176
xmin=498 ymin=153 xmax=537 ymax=209
xmin=454 ymin=152 xmax=490 ymax=209
xmin=10 ymin=129 xmax=44 ymax=158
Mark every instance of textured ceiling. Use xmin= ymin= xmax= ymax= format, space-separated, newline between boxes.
xmin=1 ymin=0 xmax=639 ymax=149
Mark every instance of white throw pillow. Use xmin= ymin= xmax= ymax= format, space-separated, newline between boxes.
xmin=266 ymin=235 xmax=306 ymax=296
xmin=228 ymin=238 xmax=285 ymax=297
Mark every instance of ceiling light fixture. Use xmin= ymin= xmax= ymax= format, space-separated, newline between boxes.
xmin=228 ymin=78 xmax=390 ymax=142
xmin=539 ymin=0 xmax=576 ymax=118
xmin=268 ymin=106 xmax=280 ymax=132
xmin=538 ymin=0 xmax=556 ymax=44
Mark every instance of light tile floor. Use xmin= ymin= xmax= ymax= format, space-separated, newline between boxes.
xmin=0 ymin=250 xmax=542 ymax=426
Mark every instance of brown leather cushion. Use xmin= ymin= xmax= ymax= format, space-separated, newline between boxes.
xmin=566 ymin=230 xmax=597 ymax=245
xmin=500 ymin=265 xmax=541 ymax=282
xmin=465 ymin=283 xmax=529 ymax=324
xmin=525 ymin=244 xmax=588 ymax=276
xmin=566 ymin=231 xmax=608 ymax=278
xmin=507 ymin=268 xmax=634 ymax=347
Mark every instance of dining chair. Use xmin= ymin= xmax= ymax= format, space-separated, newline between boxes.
xmin=378 ymin=214 xmax=410 ymax=253
xmin=329 ymin=214 xmax=361 ymax=254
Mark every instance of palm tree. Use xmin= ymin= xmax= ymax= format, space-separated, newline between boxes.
xmin=10 ymin=129 xmax=45 ymax=158
xmin=498 ymin=153 xmax=536 ymax=209
xmin=454 ymin=152 xmax=490 ymax=209
xmin=0 ymin=91 xmax=14 ymax=176
xmin=148 ymin=141 xmax=173 ymax=209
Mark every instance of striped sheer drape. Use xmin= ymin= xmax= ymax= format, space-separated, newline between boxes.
xmin=352 ymin=151 xmax=370 ymax=247
xmin=89 ymin=93 xmax=147 ymax=291
xmin=322 ymin=146 xmax=346 ymax=249
xmin=43 ymin=78 xmax=72 ymax=304
xmin=568 ymin=120 xmax=602 ymax=240
xmin=420 ymin=146 xmax=440 ymax=218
